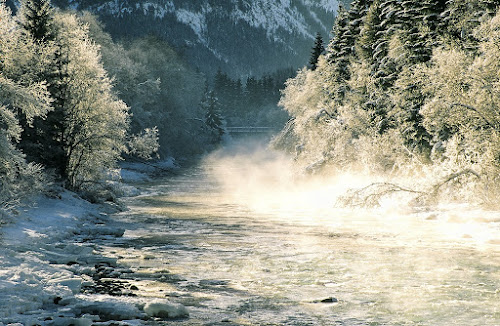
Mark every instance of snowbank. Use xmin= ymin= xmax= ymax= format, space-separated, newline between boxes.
xmin=0 ymin=172 xmax=187 ymax=324
xmin=119 ymin=157 xmax=178 ymax=182
xmin=0 ymin=191 xmax=102 ymax=323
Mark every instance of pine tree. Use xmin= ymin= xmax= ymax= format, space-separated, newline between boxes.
xmin=0 ymin=3 xmax=51 ymax=206
xmin=18 ymin=0 xmax=54 ymax=42
xmin=17 ymin=0 xmax=71 ymax=178
xmin=309 ymin=32 xmax=325 ymax=71
xmin=386 ymin=0 xmax=448 ymax=154
xmin=202 ymin=90 xmax=224 ymax=143
xmin=325 ymin=1 xmax=373 ymax=102
xmin=396 ymin=0 xmax=448 ymax=65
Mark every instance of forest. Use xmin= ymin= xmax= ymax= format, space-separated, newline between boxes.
xmin=274 ymin=0 xmax=500 ymax=208
xmin=0 ymin=0 xmax=292 ymax=209
xmin=4 ymin=0 xmax=500 ymax=212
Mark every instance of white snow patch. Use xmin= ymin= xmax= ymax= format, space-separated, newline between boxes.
xmin=232 ymin=0 xmax=313 ymax=39
xmin=95 ymin=0 xmax=134 ymax=17
xmin=75 ymin=295 xmax=143 ymax=320
xmin=308 ymin=10 xmax=329 ymax=32
xmin=302 ymin=0 xmax=339 ymax=13
xmin=120 ymin=169 xmax=151 ymax=183
xmin=0 ymin=191 xmax=116 ymax=324
xmin=144 ymin=300 xmax=189 ymax=318
xmin=0 ymin=170 xmax=187 ymax=324
xmin=176 ymin=9 xmax=208 ymax=41
xmin=140 ymin=1 xmax=175 ymax=19
xmin=120 ymin=157 xmax=178 ymax=176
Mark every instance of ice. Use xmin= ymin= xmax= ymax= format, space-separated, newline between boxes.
xmin=0 ymin=190 xmax=109 ymax=323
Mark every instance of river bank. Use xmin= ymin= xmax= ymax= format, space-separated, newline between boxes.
xmin=0 ymin=159 xmax=189 ymax=325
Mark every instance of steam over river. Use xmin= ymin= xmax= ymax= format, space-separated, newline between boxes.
xmin=103 ymin=141 xmax=500 ymax=325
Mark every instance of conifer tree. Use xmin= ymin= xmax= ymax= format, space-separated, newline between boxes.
xmin=18 ymin=0 xmax=54 ymax=42
xmin=309 ymin=33 xmax=325 ymax=71
xmin=325 ymin=1 xmax=372 ymax=103
xmin=0 ymin=3 xmax=51 ymax=206
xmin=17 ymin=0 xmax=70 ymax=178
xmin=203 ymin=89 xmax=225 ymax=144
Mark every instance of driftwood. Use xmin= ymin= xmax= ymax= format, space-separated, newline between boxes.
xmin=338 ymin=169 xmax=481 ymax=208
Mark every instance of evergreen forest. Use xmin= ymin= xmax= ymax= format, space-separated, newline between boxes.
xmin=275 ymin=0 xmax=500 ymax=207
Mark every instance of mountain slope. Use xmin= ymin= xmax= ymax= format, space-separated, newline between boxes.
xmin=51 ymin=0 xmax=349 ymax=77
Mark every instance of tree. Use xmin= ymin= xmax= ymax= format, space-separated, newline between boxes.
xmin=309 ymin=32 xmax=325 ymax=71
xmin=202 ymin=89 xmax=225 ymax=144
xmin=441 ymin=0 xmax=500 ymax=51
xmin=52 ymin=12 xmax=130 ymax=191
xmin=18 ymin=0 xmax=55 ymax=42
xmin=324 ymin=1 xmax=373 ymax=103
xmin=17 ymin=0 xmax=70 ymax=178
xmin=0 ymin=3 xmax=51 ymax=208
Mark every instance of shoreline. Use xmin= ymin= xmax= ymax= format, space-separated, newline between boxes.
xmin=0 ymin=160 xmax=188 ymax=325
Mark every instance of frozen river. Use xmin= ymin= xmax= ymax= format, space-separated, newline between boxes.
xmin=100 ymin=144 xmax=500 ymax=325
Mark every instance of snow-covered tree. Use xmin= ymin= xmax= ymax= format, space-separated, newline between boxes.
xmin=18 ymin=0 xmax=55 ymax=42
xmin=0 ymin=3 xmax=51 ymax=208
xmin=17 ymin=0 xmax=70 ymax=177
xmin=308 ymin=32 xmax=325 ymax=71
xmin=51 ymin=12 xmax=130 ymax=191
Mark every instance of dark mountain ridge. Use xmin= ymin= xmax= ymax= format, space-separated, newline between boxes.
xmin=46 ymin=0 xmax=349 ymax=77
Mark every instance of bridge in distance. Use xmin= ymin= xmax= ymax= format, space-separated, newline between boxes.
xmin=225 ymin=127 xmax=276 ymax=135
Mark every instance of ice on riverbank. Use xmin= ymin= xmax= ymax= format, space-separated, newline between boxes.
xmin=144 ymin=300 xmax=189 ymax=318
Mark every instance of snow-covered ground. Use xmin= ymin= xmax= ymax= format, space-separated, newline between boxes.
xmin=0 ymin=159 xmax=186 ymax=325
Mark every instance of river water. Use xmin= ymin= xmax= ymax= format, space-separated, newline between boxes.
xmin=103 ymin=141 xmax=500 ymax=325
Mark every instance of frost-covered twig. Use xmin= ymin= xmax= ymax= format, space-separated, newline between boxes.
xmin=430 ymin=168 xmax=480 ymax=196
xmin=337 ymin=182 xmax=425 ymax=208
xmin=338 ymin=169 xmax=481 ymax=208
xmin=450 ymin=103 xmax=495 ymax=129
xmin=314 ymin=109 xmax=336 ymax=122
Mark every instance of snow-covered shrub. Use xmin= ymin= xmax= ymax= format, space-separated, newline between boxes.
xmin=127 ymin=127 xmax=160 ymax=160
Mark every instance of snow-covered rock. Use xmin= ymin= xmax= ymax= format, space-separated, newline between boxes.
xmin=143 ymin=300 xmax=189 ymax=319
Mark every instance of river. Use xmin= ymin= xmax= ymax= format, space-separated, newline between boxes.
xmin=100 ymin=141 xmax=500 ymax=325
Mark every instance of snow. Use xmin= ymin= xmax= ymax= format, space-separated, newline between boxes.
xmin=139 ymin=1 xmax=175 ymax=19
xmin=92 ymin=0 xmax=339 ymax=45
xmin=143 ymin=300 xmax=189 ymax=318
xmin=0 ymin=159 xmax=185 ymax=324
xmin=175 ymin=8 xmax=208 ymax=42
xmin=0 ymin=191 xmax=98 ymax=323
xmin=233 ymin=0 xmax=313 ymax=39
xmin=119 ymin=157 xmax=177 ymax=181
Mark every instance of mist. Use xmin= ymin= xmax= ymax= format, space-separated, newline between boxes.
xmin=200 ymin=138 xmax=500 ymax=250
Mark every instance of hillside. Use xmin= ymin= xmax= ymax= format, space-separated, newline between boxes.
xmin=48 ymin=0 xmax=350 ymax=77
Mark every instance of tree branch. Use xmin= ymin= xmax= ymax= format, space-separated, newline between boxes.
xmin=450 ymin=103 xmax=495 ymax=129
